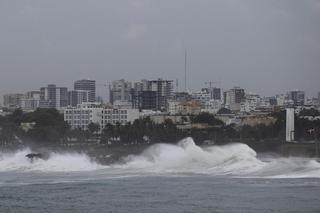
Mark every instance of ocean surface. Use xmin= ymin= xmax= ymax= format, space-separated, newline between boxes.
xmin=1 ymin=138 xmax=320 ymax=213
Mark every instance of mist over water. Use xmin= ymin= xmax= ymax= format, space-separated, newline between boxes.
xmin=1 ymin=138 xmax=320 ymax=179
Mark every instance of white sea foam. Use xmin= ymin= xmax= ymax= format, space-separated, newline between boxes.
xmin=0 ymin=148 xmax=102 ymax=172
xmin=1 ymin=138 xmax=320 ymax=178
xmin=116 ymin=137 xmax=320 ymax=178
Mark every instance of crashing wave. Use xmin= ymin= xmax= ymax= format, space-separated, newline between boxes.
xmin=116 ymin=137 xmax=320 ymax=178
xmin=0 ymin=138 xmax=320 ymax=178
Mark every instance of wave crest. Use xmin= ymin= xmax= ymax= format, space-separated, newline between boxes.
xmin=118 ymin=137 xmax=320 ymax=178
xmin=1 ymin=138 xmax=320 ymax=178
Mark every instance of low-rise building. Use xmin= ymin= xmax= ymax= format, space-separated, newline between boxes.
xmin=241 ymin=115 xmax=276 ymax=127
xmin=168 ymin=100 xmax=201 ymax=115
xmin=305 ymin=98 xmax=318 ymax=106
xmin=240 ymin=93 xmax=260 ymax=113
xmin=3 ymin=93 xmax=24 ymax=109
xmin=202 ymin=99 xmax=223 ymax=114
xmin=20 ymin=91 xmax=40 ymax=111
xmin=192 ymin=89 xmax=211 ymax=108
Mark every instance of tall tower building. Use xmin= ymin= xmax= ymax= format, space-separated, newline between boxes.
xmin=74 ymin=79 xmax=96 ymax=102
xmin=147 ymin=79 xmax=174 ymax=111
xmin=109 ymin=79 xmax=132 ymax=105
xmin=39 ymin=84 xmax=68 ymax=109
xmin=68 ymin=90 xmax=89 ymax=107
xmin=224 ymin=87 xmax=245 ymax=112
xmin=131 ymin=79 xmax=173 ymax=111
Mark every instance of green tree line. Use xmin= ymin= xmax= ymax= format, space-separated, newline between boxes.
xmin=0 ymin=109 xmax=319 ymax=146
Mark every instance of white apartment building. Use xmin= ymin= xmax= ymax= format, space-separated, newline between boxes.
xmin=101 ymin=108 xmax=139 ymax=128
xmin=276 ymin=94 xmax=286 ymax=106
xmin=240 ymin=93 xmax=260 ymax=113
xmin=113 ymin=100 xmax=133 ymax=109
xmin=64 ymin=102 xmax=139 ymax=130
xmin=192 ymin=89 xmax=211 ymax=108
xmin=64 ymin=102 xmax=103 ymax=130
xmin=168 ymin=101 xmax=180 ymax=115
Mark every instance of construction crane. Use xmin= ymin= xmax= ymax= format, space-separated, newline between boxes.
xmin=205 ymin=81 xmax=221 ymax=88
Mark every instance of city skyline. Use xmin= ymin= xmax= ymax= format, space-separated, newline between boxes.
xmin=1 ymin=1 xmax=320 ymax=101
xmin=1 ymin=77 xmax=319 ymax=106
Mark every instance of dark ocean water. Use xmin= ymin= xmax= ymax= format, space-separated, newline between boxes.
xmin=1 ymin=175 xmax=320 ymax=213
xmin=1 ymin=138 xmax=320 ymax=213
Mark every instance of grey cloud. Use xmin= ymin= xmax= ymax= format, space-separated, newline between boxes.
xmin=0 ymin=0 xmax=319 ymax=103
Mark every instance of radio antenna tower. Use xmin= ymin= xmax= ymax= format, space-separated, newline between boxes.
xmin=184 ymin=50 xmax=187 ymax=92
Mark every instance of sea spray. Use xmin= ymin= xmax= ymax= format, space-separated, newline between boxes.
xmin=117 ymin=137 xmax=320 ymax=177
xmin=0 ymin=148 xmax=103 ymax=172
xmin=118 ymin=137 xmax=265 ymax=174
xmin=1 ymin=138 xmax=320 ymax=178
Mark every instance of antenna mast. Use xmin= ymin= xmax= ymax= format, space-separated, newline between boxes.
xmin=184 ymin=50 xmax=187 ymax=92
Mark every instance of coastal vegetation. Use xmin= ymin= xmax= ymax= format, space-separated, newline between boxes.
xmin=0 ymin=109 xmax=319 ymax=146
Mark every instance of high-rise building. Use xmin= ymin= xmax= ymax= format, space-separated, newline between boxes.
xmin=131 ymin=79 xmax=173 ymax=111
xmin=68 ymin=90 xmax=89 ymax=107
xmin=39 ymin=84 xmax=68 ymax=109
xmin=287 ymin=90 xmax=305 ymax=106
xmin=139 ymin=91 xmax=158 ymax=110
xmin=207 ymin=87 xmax=221 ymax=100
xmin=224 ymin=87 xmax=245 ymax=112
xmin=131 ymin=80 xmax=148 ymax=109
xmin=3 ymin=93 xmax=24 ymax=109
xmin=74 ymin=79 xmax=96 ymax=102
xmin=109 ymin=79 xmax=132 ymax=104
xmin=147 ymin=79 xmax=174 ymax=111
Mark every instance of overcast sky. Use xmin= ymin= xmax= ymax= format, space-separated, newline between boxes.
xmin=0 ymin=0 xmax=320 ymax=102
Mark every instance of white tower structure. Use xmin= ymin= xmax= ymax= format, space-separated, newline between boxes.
xmin=286 ymin=108 xmax=295 ymax=142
